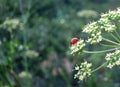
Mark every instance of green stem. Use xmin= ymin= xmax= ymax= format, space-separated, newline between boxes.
xmin=102 ymin=37 xmax=120 ymax=45
xmin=112 ymin=20 xmax=120 ymax=39
xmin=115 ymin=30 xmax=120 ymax=40
xmin=0 ymin=66 xmax=13 ymax=87
xmin=19 ymin=0 xmax=28 ymax=72
xmin=8 ymin=69 xmax=22 ymax=87
xmin=18 ymin=0 xmax=24 ymax=14
xmin=22 ymin=27 xmax=28 ymax=72
xmin=100 ymin=43 xmax=119 ymax=48
xmin=91 ymin=62 xmax=107 ymax=73
xmin=110 ymin=33 xmax=120 ymax=43
xmin=83 ymin=47 xmax=118 ymax=54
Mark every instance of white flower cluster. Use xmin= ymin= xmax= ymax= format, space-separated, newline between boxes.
xmin=98 ymin=18 xmax=116 ymax=32
xmin=70 ymin=39 xmax=85 ymax=54
xmin=101 ymin=8 xmax=120 ymax=21
xmin=98 ymin=8 xmax=120 ymax=32
xmin=105 ymin=50 xmax=120 ymax=68
xmin=82 ymin=8 xmax=120 ymax=44
xmin=83 ymin=22 xmax=102 ymax=44
xmin=71 ymin=8 xmax=120 ymax=81
xmin=83 ymin=22 xmax=99 ymax=34
xmin=74 ymin=61 xmax=92 ymax=80
xmin=87 ymin=31 xmax=102 ymax=44
xmin=1 ymin=19 xmax=21 ymax=31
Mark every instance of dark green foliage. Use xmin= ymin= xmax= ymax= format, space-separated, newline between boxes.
xmin=0 ymin=0 xmax=120 ymax=87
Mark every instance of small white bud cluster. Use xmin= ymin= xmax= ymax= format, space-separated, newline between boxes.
xmin=83 ymin=22 xmax=102 ymax=44
xmin=82 ymin=8 xmax=120 ymax=44
xmin=105 ymin=50 xmax=120 ymax=68
xmin=1 ymin=19 xmax=21 ymax=30
xmin=98 ymin=8 xmax=120 ymax=32
xmin=87 ymin=31 xmax=102 ymax=44
xmin=70 ymin=39 xmax=85 ymax=54
xmin=83 ymin=22 xmax=99 ymax=34
xmin=74 ymin=61 xmax=92 ymax=80
xmin=98 ymin=18 xmax=116 ymax=32
xmin=101 ymin=8 xmax=120 ymax=21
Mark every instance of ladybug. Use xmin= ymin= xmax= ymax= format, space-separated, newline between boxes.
xmin=70 ymin=37 xmax=79 ymax=45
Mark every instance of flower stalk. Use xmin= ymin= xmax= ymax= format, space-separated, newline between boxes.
xmin=70 ymin=8 xmax=120 ymax=81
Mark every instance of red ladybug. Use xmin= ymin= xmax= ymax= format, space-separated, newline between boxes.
xmin=70 ymin=37 xmax=79 ymax=45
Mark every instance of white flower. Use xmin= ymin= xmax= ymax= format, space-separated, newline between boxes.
xmin=83 ymin=22 xmax=103 ymax=44
xmin=70 ymin=39 xmax=85 ymax=54
xmin=74 ymin=61 xmax=92 ymax=80
xmin=98 ymin=18 xmax=116 ymax=32
xmin=83 ymin=22 xmax=99 ymax=34
xmin=82 ymin=8 xmax=120 ymax=45
xmin=87 ymin=32 xmax=102 ymax=44
xmin=75 ymin=65 xmax=79 ymax=70
xmin=101 ymin=8 xmax=120 ymax=20
xmin=2 ymin=19 xmax=20 ymax=30
xmin=105 ymin=50 xmax=120 ymax=68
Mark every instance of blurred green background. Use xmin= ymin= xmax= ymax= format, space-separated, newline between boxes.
xmin=0 ymin=0 xmax=120 ymax=87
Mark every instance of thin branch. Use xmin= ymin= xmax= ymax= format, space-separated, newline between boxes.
xmin=8 ymin=69 xmax=22 ymax=87
xmin=100 ymin=43 xmax=119 ymax=48
xmin=115 ymin=30 xmax=120 ymax=40
xmin=110 ymin=33 xmax=120 ymax=43
xmin=91 ymin=62 xmax=107 ymax=73
xmin=102 ymin=37 xmax=120 ymax=45
xmin=83 ymin=47 xmax=118 ymax=54
xmin=18 ymin=0 xmax=24 ymax=14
